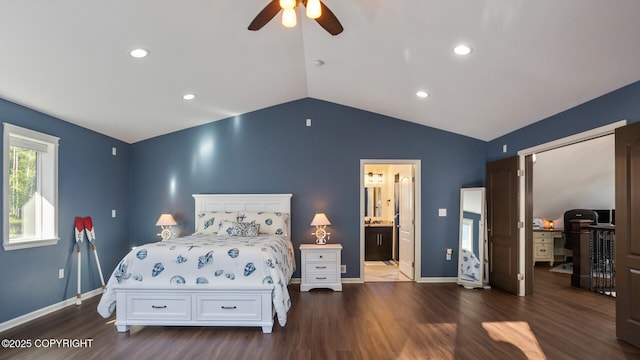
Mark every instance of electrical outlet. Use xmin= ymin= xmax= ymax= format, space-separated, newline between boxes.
xmin=58 ymin=268 xmax=64 ymax=279
xmin=341 ymin=265 xmax=346 ymax=273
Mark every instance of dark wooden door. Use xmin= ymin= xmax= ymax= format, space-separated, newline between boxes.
xmin=615 ymin=121 xmax=640 ymax=347
xmin=487 ymin=156 xmax=520 ymax=295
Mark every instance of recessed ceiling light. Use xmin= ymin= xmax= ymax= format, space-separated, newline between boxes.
xmin=416 ymin=91 xmax=429 ymax=98
xmin=183 ymin=93 xmax=196 ymax=101
xmin=130 ymin=48 xmax=149 ymax=58
xmin=453 ymin=44 xmax=472 ymax=56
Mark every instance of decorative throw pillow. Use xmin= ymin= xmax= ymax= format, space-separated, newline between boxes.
xmin=230 ymin=221 xmax=260 ymax=237
xmin=238 ymin=211 xmax=289 ymax=236
xmin=196 ymin=211 xmax=238 ymax=234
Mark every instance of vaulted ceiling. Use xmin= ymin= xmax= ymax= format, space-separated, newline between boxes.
xmin=1 ymin=1 xmax=640 ymax=143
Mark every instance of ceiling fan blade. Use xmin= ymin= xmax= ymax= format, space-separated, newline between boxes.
xmin=248 ymin=0 xmax=282 ymax=31
xmin=314 ymin=1 xmax=344 ymax=35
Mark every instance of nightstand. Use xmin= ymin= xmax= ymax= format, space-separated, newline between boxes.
xmin=299 ymin=243 xmax=343 ymax=292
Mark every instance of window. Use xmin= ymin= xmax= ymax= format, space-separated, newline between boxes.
xmin=3 ymin=123 xmax=59 ymax=250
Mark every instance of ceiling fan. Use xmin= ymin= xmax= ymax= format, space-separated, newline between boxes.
xmin=248 ymin=0 xmax=344 ymax=36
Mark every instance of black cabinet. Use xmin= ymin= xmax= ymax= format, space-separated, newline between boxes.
xmin=365 ymin=226 xmax=393 ymax=261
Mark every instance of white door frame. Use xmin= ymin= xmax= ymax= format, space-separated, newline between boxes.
xmin=360 ymin=159 xmax=422 ymax=282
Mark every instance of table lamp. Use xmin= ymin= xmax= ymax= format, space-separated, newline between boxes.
xmin=156 ymin=214 xmax=177 ymax=240
xmin=310 ymin=213 xmax=331 ymax=245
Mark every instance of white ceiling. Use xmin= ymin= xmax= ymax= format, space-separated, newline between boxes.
xmin=1 ymin=1 xmax=640 ymax=144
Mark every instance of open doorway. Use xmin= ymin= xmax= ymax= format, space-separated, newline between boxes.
xmin=360 ymin=160 xmax=421 ymax=282
xmin=518 ymin=120 xmax=625 ymax=295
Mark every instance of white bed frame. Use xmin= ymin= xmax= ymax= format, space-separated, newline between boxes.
xmin=112 ymin=194 xmax=292 ymax=334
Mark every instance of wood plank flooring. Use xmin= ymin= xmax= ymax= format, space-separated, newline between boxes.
xmin=1 ymin=268 xmax=639 ymax=360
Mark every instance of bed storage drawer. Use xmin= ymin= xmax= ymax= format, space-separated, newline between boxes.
xmin=125 ymin=293 xmax=191 ymax=320
xmin=195 ymin=294 xmax=262 ymax=321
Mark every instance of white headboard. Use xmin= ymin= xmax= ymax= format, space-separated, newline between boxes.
xmin=192 ymin=194 xmax=292 ymax=234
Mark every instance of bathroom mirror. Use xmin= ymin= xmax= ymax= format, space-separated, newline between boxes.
xmin=457 ymin=187 xmax=490 ymax=289
xmin=364 ymin=187 xmax=382 ymax=217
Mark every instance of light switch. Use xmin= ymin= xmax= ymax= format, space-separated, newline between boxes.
xmin=306 ymin=119 xmax=312 ymax=127
xmin=438 ymin=208 xmax=447 ymax=217
xmin=112 ymin=209 xmax=116 ymax=218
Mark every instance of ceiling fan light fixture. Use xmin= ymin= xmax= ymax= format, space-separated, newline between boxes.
xmin=280 ymin=0 xmax=296 ymax=9
xmin=282 ymin=8 xmax=297 ymax=27
xmin=306 ymin=0 xmax=322 ymax=19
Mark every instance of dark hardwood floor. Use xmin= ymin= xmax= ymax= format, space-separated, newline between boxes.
xmin=1 ymin=267 xmax=639 ymax=360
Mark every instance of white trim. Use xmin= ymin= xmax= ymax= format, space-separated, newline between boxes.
xmin=416 ymin=277 xmax=458 ymax=283
xmin=0 ymin=288 xmax=103 ymax=333
xmin=3 ymin=123 xmax=59 ymax=251
xmin=359 ymin=159 xmax=422 ymax=282
xmin=516 ymin=119 xmax=627 ymax=296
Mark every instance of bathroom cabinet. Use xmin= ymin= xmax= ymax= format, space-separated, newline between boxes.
xmin=365 ymin=226 xmax=393 ymax=261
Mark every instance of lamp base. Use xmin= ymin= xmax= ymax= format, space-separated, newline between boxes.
xmin=315 ymin=237 xmax=326 ymax=245
xmin=159 ymin=228 xmax=173 ymax=241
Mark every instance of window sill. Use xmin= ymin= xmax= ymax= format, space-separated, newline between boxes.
xmin=3 ymin=238 xmax=59 ymax=251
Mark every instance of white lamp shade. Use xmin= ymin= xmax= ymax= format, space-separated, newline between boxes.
xmin=156 ymin=214 xmax=177 ymax=226
xmin=310 ymin=213 xmax=331 ymax=226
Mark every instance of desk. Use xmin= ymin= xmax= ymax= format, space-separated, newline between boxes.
xmin=533 ymin=230 xmax=563 ymax=266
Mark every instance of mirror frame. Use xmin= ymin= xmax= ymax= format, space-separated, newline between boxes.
xmin=457 ymin=187 xmax=490 ymax=289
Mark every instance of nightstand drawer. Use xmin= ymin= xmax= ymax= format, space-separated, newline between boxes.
xmin=305 ymin=273 xmax=339 ymax=284
xmin=305 ymin=263 xmax=336 ymax=273
xmin=305 ymin=251 xmax=337 ymax=262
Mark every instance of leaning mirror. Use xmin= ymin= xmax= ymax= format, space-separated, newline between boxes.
xmin=457 ymin=187 xmax=490 ymax=289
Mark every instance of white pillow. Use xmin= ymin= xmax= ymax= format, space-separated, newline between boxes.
xmin=196 ymin=211 xmax=238 ymax=234
xmin=238 ymin=211 xmax=289 ymax=236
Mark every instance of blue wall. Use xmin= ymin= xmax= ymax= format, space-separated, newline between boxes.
xmin=488 ymin=80 xmax=640 ymax=161
xmin=5 ymin=78 xmax=638 ymax=324
xmin=130 ymin=98 xmax=487 ymax=279
xmin=0 ymin=99 xmax=130 ymax=323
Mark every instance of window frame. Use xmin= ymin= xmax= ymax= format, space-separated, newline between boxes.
xmin=3 ymin=123 xmax=59 ymax=250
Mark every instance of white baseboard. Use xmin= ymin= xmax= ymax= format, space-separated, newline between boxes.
xmin=291 ymin=277 xmax=458 ymax=284
xmin=416 ymin=277 xmax=458 ymax=283
xmin=0 ymin=288 xmax=104 ymax=333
